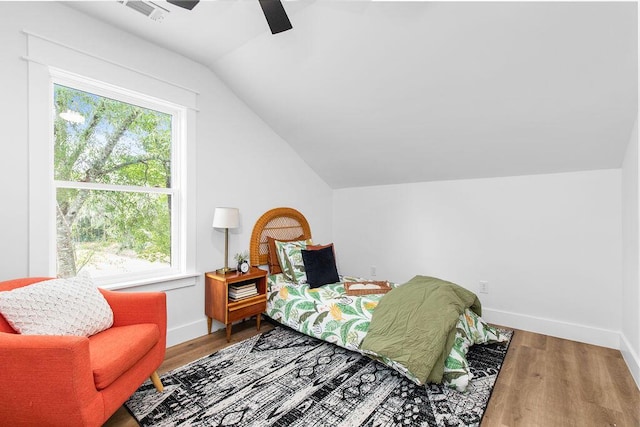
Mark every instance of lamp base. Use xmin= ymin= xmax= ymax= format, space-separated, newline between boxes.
xmin=216 ymin=267 xmax=237 ymax=275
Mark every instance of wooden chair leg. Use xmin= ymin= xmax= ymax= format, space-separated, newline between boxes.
xmin=150 ymin=371 xmax=164 ymax=392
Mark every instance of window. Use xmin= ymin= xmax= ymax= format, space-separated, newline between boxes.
xmin=27 ymin=32 xmax=197 ymax=290
xmin=51 ymin=77 xmax=186 ymax=283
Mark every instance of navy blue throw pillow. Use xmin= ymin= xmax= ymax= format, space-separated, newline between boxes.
xmin=301 ymin=245 xmax=339 ymax=288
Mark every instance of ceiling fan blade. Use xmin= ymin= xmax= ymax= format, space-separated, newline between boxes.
xmin=258 ymin=0 xmax=293 ymax=34
xmin=166 ymin=0 xmax=200 ymax=11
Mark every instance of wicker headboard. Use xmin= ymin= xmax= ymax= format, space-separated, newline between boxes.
xmin=249 ymin=207 xmax=312 ymax=267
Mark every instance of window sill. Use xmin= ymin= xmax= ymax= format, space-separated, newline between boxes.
xmin=101 ymin=272 xmax=199 ymax=292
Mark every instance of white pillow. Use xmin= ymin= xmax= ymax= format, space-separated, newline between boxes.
xmin=0 ymin=275 xmax=114 ymax=336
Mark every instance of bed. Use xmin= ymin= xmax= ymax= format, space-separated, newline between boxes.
xmin=250 ymin=207 xmax=506 ymax=392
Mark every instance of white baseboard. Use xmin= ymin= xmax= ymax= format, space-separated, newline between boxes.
xmin=166 ymin=317 xmax=232 ymax=347
xmin=620 ymin=333 xmax=640 ymax=391
xmin=166 ymin=318 xmax=211 ymax=347
xmin=482 ymin=307 xmax=620 ymax=349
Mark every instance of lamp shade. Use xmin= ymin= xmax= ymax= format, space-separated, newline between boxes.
xmin=212 ymin=207 xmax=239 ymax=229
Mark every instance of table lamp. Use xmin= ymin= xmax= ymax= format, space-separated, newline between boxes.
xmin=212 ymin=207 xmax=239 ymax=274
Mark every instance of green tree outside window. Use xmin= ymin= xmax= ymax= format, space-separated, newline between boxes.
xmin=54 ymin=84 xmax=173 ymax=278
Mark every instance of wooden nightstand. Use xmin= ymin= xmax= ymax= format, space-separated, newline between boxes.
xmin=204 ymin=267 xmax=268 ymax=342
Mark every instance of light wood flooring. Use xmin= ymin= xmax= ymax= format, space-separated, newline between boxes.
xmin=105 ymin=319 xmax=640 ymax=427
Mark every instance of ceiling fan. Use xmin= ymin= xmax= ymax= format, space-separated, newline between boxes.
xmin=167 ymin=0 xmax=293 ymax=34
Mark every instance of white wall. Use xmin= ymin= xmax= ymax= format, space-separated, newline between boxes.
xmin=622 ymin=118 xmax=640 ymax=387
xmin=333 ymin=170 xmax=622 ymax=349
xmin=0 ymin=2 xmax=332 ymax=346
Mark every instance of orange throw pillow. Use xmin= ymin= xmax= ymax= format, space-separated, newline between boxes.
xmin=307 ymin=243 xmax=333 ymax=251
xmin=307 ymin=243 xmax=336 ymax=259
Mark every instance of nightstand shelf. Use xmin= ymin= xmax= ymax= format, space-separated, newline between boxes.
xmin=204 ymin=267 xmax=268 ymax=342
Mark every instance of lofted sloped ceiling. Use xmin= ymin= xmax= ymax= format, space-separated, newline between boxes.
xmin=65 ymin=1 xmax=637 ymax=189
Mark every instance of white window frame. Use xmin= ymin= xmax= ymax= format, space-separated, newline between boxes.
xmin=27 ymin=34 xmax=197 ymax=291
xmin=53 ymin=71 xmax=187 ymax=285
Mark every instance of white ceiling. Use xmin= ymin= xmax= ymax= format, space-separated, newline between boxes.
xmin=66 ymin=1 xmax=637 ymax=189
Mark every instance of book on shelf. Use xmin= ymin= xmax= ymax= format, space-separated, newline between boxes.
xmin=229 ymin=282 xmax=256 ymax=291
xmin=229 ymin=292 xmax=258 ymax=301
xmin=229 ymin=284 xmax=256 ymax=292
xmin=229 ymin=289 xmax=257 ymax=297
xmin=228 ymin=281 xmax=258 ymax=301
xmin=229 ymin=286 xmax=257 ymax=294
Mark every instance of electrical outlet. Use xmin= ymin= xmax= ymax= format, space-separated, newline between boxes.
xmin=370 ymin=266 xmax=377 ymax=277
xmin=479 ymin=281 xmax=489 ymax=294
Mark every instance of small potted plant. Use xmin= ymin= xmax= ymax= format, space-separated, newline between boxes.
xmin=234 ymin=250 xmax=250 ymax=274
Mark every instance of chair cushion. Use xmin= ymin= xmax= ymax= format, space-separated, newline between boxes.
xmin=89 ymin=323 xmax=159 ymax=390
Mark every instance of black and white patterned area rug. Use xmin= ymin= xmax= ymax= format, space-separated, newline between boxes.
xmin=125 ymin=327 xmax=512 ymax=427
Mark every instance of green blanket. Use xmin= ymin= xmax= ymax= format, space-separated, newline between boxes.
xmin=360 ymin=275 xmax=481 ymax=384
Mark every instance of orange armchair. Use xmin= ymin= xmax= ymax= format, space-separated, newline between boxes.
xmin=0 ymin=277 xmax=167 ymax=426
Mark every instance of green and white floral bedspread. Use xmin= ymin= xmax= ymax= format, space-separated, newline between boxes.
xmin=266 ymin=273 xmax=506 ymax=392
xmin=267 ymin=274 xmax=384 ymax=351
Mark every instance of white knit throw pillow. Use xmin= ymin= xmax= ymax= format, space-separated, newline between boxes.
xmin=0 ymin=275 xmax=114 ymax=336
